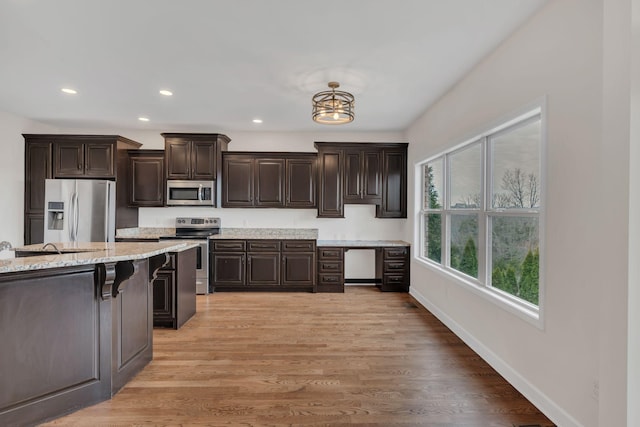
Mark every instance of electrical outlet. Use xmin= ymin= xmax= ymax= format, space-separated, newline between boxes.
xmin=592 ymin=380 xmax=599 ymax=401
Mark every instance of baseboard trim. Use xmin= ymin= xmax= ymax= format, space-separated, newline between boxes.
xmin=409 ymin=287 xmax=582 ymax=427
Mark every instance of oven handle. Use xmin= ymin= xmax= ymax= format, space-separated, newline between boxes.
xmin=198 ymin=184 xmax=203 ymax=202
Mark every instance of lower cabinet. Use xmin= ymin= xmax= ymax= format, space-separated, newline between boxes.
xmin=376 ymin=246 xmax=410 ymax=292
xmin=210 ymin=239 xmax=315 ymax=291
xmin=152 ymin=248 xmax=196 ymax=329
xmin=317 ymin=247 xmax=345 ymax=293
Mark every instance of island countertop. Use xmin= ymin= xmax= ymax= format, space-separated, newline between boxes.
xmin=3 ymin=241 xmax=199 ymax=274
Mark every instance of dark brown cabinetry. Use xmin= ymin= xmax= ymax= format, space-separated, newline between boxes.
xmin=163 ymin=133 xmax=230 ymax=206
xmin=163 ymin=133 xmax=230 ymax=180
xmin=210 ymin=239 xmax=316 ymax=291
xmin=23 ymin=135 xmax=142 ymax=245
xmin=314 ymin=142 xmax=407 ymax=218
xmin=127 ymin=150 xmax=165 ymax=207
xmin=377 ymin=147 xmax=408 ymax=218
xmin=222 ymin=152 xmax=316 ymax=209
xmin=376 ymin=246 xmax=410 ymax=291
xmin=153 ymin=247 xmax=197 ymax=329
xmin=282 ymin=240 xmax=316 ymax=286
xmin=344 ymin=148 xmax=382 ymax=203
xmin=54 ymin=141 xmax=115 ymax=178
xmin=317 ymin=247 xmax=345 ymax=293
xmin=316 ymin=243 xmax=410 ymax=293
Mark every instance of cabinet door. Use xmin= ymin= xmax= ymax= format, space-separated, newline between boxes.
xmin=25 ymin=213 xmax=45 ymax=245
xmin=255 ymin=158 xmax=284 ymax=207
xmin=286 ymin=157 xmax=316 ymax=208
xmin=211 ymin=252 xmax=246 ymax=286
xmin=317 ymin=149 xmax=343 ymax=217
xmin=247 ymin=252 xmax=280 ymax=285
xmin=223 ymin=157 xmax=254 ymax=207
xmin=344 ymin=150 xmax=381 ymax=203
xmin=166 ymin=139 xmax=191 ymax=179
xmin=152 ymin=271 xmax=174 ymax=325
xmin=343 ymin=151 xmax=362 ymax=201
xmin=25 ymin=141 xmax=52 ymax=213
xmin=53 ymin=142 xmax=84 ymax=177
xmin=377 ymin=148 xmax=407 ymax=218
xmin=362 ymin=150 xmax=382 ymax=201
xmin=128 ymin=151 xmax=165 ymax=207
xmin=191 ymin=141 xmax=216 ymax=180
xmin=282 ymin=253 xmax=315 ymax=286
xmin=84 ymin=143 xmax=115 ymax=177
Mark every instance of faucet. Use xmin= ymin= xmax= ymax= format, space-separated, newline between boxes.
xmin=42 ymin=243 xmax=62 ymax=254
xmin=0 ymin=241 xmax=11 ymax=251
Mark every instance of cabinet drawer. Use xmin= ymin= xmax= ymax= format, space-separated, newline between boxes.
xmin=282 ymin=240 xmax=316 ymax=252
xmin=384 ymin=260 xmax=406 ymax=272
xmin=383 ymin=273 xmax=407 ymax=285
xmin=318 ymin=274 xmax=343 ymax=285
xmin=247 ymin=240 xmax=281 ymax=252
xmin=212 ymin=240 xmax=246 ymax=252
xmin=318 ymin=261 xmax=343 ymax=273
xmin=318 ymin=248 xmax=344 ymax=260
xmin=383 ymin=247 xmax=408 ymax=259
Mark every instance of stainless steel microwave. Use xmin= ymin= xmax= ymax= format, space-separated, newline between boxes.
xmin=166 ymin=180 xmax=215 ymax=206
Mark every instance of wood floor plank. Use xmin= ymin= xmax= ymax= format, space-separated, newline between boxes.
xmin=42 ymin=286 xmax=554 ymax=426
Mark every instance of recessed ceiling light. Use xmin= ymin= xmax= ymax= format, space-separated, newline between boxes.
xmin=61 ymin=88 xmax=77 ymax=94
xmin=138 ymin=117 xmax=150 ymax=122
xmin=252 ymin=119 xmax=263 ymax=124
xmin=159 ymin=89 xmax=173 ymax=96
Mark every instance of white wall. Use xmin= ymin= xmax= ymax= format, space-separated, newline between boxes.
xmin=0 ymin=110 xmax=58 ymax=248
xmin=405 ymin=0 xmax=625 ymax=426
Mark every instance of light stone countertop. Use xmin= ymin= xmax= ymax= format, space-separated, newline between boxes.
xmin=316 ymin=240 xmax=411 ymax=247
xmin=2 ymin=241 xmax=199 ymax=274
xmin=210 ymin=228 xmax=318 ymax=240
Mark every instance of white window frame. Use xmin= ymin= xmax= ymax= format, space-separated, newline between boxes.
xmin=415 ymin=103 xmax=545 ymax=328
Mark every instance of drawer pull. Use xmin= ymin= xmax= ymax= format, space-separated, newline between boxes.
xmin=324 ymin=277 xmax=338 ymax=282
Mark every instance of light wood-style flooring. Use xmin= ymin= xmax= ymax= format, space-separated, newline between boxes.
xmin=44 ymin=286 xmax=554 ymax=426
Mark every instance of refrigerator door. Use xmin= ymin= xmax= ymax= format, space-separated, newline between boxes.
xmin=75 ymin=180 xmax=116 ymax=242
xmin=44 ymin=179 xmax=76 ymax=243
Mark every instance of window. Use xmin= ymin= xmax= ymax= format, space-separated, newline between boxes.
xmin=418 ymin=107 xmax=543 ymax=318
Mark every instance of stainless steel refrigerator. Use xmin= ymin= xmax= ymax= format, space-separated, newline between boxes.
xmin=43 ymin=179 xmax=116 ymax=243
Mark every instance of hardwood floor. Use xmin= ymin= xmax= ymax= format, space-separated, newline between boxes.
xmin=44 ymin=286 xmax=554 ymax=426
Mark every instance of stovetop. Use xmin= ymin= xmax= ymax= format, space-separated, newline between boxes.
xmin=166 ymin=216 xmax=221 ymax=240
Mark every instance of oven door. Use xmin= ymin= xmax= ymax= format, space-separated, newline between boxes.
xmin=166 ymin=180 xmax=215 ymax=206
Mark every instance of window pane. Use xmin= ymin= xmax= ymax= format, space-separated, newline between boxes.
xmin=449 ymin=143 xmax=481 ymax=209
xmin=423 ymin=159 xmax=443 ymax=209
xmin=423 ymin=213 xmax=442 ymax=263
xmin=490 ymin=216 xmax=539 ymax=305
xmin=491 ymin=119 xmax=541 ymax=209
xmin=450 ymin=214 xmax=478 ymax=278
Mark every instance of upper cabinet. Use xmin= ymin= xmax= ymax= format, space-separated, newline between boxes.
xmin=163 ymin=133 xmax=230 ymax=181
xmin=343 ymin=148 xmax=382 ymax=204
xmin=127 ymin=150 xmax=165 ymax=207
xmin=314 ymin=142 xmax=407 ymax=218
xmin=53 ymin=139 xmax=119 ymax=178
xmin=222 ymin=152 xmax=316 ymax=209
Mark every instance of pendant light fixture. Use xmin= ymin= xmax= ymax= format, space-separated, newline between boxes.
xmin=312 ymin=82 xmax=354 ymax=124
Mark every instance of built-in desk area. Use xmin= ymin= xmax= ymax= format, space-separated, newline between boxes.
xmin=316 ymin=240 xmax=411 ymax=293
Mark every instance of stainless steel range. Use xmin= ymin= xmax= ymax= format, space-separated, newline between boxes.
xmin=161 ymin=217 xmax=221 ymax=294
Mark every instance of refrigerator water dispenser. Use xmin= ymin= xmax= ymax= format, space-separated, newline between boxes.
xmin=46 ymin=201 xmax=64 ymax=230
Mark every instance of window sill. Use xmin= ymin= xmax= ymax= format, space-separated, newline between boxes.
xmin=413 ymin=257 xmax=543 ymax=330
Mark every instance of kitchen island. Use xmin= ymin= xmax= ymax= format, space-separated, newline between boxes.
xmin=0 ymin=241 xmax=198 ymax=426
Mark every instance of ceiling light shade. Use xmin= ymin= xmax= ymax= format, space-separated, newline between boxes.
xmin=312 ymin=82 xmax=354 ymax=125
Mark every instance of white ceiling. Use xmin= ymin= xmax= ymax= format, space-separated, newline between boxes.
xmin=0 ymin=0 xmax=546 ymax=133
